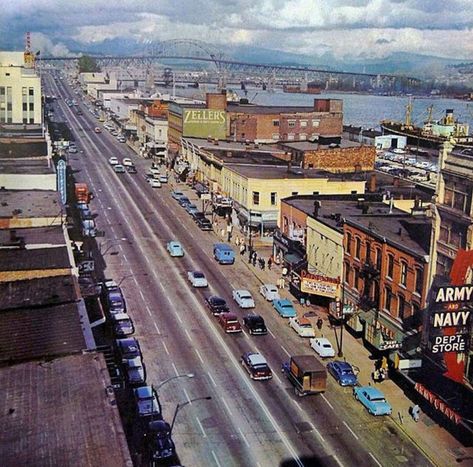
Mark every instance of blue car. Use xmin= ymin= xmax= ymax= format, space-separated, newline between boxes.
xmin=272 ymin=299 xmax=297 ymax=318
xmin=353 ymin=386 xmax=392 ymax=416
xmin=167 ymin=240 xmax=184 ymax=257
xmin=185 ymin=203 xmax=198 ymax=214
xmin=327 ymin=361 xmax=357 ymax=386
xmin=171 ymin=190 xmax=185 ymax=200
xmin=178 ymin=196 xmax=191 ymax=207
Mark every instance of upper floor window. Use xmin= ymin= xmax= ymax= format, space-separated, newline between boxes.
xmin=270 ymin=192 xmax=277 ymax=206
xmin=252 ymin=191 xmax=260 ymax=205
xmin=400 ymin=261 xmax=408 ymax=287
xmin=346 ymin=232 xmax=352 ymax=255
xmin=415 ymin=267 xmax=423 ymax=294
xmin=387 ymin=254 xmax=394 ymax=279
xmin=273 ymin=119 xmax=280 ymax=127
xmin=300 ymin=120 xmax=308 ymax=127
xmin=288 ymin=120 xmax=296 ymax=128
xmin=355 ymin=237 xmax=361 ymax=259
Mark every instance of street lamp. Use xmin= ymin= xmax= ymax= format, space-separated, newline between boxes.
xmin=155 ymin=373 xmax=195 ymax=413
xmin=170 ymin=396 xmax=212 ymax=434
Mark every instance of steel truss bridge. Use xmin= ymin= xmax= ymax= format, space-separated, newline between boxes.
xmin=39 ymin=38 xmax=420 ymax=88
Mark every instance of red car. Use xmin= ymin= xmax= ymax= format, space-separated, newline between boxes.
xmin=218 ymin=312 xmax=242 ymax=333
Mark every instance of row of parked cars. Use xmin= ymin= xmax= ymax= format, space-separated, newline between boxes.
xmin=171 ymin=189 xmax=212 ymax=230
xmin=100 ymin=279 xmax=176 ymax=461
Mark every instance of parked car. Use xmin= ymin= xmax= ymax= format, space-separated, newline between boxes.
xmin=108 ymin=156 xmax=119 ymax=165
xmin=167 ymin=241 xmax=184 ymax=257
xmin=146 ymin=420 xmax=175 ymax=461
xmin=124 ymin=356 xmax=146 ymax=386
xmin=79 ymin=207 xmax=93 ymax=220
xmin=126 ymin=165 xmax=137 ymax=174
xmin=273 ymin=299 xmax=297 ymax=318
xmin=232 ymin=289 xmax=255 ymax=308
xmin=171 ymin=190 xmax=185 ymax=200
xmin=106 ymin=290 xmax=126 ymax=315
xmin=310 ymin=337 xmax=335 ymax=358
xmin=150 ymin=167 xmax=160 ymax=176
xmin=116 ymin=337 xmax=141 ymax=363
xmin=111 ymin=313 xmax=135 ymax=337
xmin=259 ymin=283 xmax=280 ymax=301
xmin=114 ymin=164 xmax=126 ymax=173
xmin=243 ymin=314 xmax=267 ymax=335
xmin=122 ymin=158 xmax=133 ymax=166
xmin=117 ymin=136 xmax=126 ymax=143
xmin=289 ymin=316 xmax=316 ymax=337
xmin=353 ymin=386 xmax=392 ymax=416
xmin=150 ymin=179 xmax=162 ymax=188
xmin=241 ymin=352 xmax=272 ymax=380
xmin=178 ymin=196 xmax=191 ymax=207
xmin=187 ymin=271 xmax=208 ymax=288
xmin=185 ymin=203 xmax=198 ymax=214
xmin=159 ymin=175 xmax=168 ymax=183
xmin=197 ymin=217 xmax=212 ymax=231
xmin=218 ymin=312 xmax=242 ymax=333
xmin=133 ymin=385 xmax=161 ymax=418
xmin=213 ymin=243 xmax=235 ymax=265
xmin=68 ymin=146 xmax=78 ymax=154
xmin=191 ymin=211 xmax=206 ymax=222
xmin=205 ymin=295 xmax=229 ymax=315
xmin=327 ymin=361 xmax=358 ymax=386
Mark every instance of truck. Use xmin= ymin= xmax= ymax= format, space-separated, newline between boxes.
xmin=213 ymin=243 xmax=235 ymax=265
xmin=75 ymin=183 xmax=92 ymax=204
xmin=282 ymin=355 xmax=327 ymax=396
xmin=82 ymin=218 xmax=97 ymax=237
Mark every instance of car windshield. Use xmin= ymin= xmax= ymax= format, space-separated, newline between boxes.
xmin=213 ymin=298 xmax=225 ymax=306
xmin=300 ymin=323 xmax=311 ymax=328
xmin=252 ymin=317 xmax=264 ymax=325
xmin=241 ymin=294 xmax=251 ymax=300
xmin=194 ymin=272 xmax=204 ymax=278
xmin=253 ymin=364 xmax=269 ymax=370
xmin=370 ymin=396 xmax=386 ymax=402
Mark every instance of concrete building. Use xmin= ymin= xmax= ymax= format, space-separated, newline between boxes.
xmin=228 ymin=98 xmax=343 ymax=143
xmin=0 ymin=51 xmax=41 ymax=125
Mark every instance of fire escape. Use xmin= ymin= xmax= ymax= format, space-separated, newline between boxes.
xmin=359 ymin=260 xmax=380 ymax=311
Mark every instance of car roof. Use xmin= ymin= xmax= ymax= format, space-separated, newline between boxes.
xmin=127 ymin=356 xmax=142 ymax=368
xmin=112 ymin=313 xmax=130 ymax=321
xmin=333 ymin=361 xmax=352 ymax=370
xmin=360 ymin=386 xmax=384 ymax=397
xmin=246 ymin=353 xmax=268 ymax=366
xmin=135 ymin=385 xmax=153 ymax=397
xmin=277 ymin=299 xmax=292 ymax=305
xmin=246 ymin=313 xmax=263 ymax=321
xmin=209 ymin=295 xmax=225 ymax=303
xmin=298 ymin=317 xmax=312 ymax=326
xmin=236 ymin=289 xmax=250 ymax=294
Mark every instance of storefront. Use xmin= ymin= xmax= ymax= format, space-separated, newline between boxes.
xmin=359 ymin=311 xmax=404 ymax=353
xmin=273 ymin=228 xmax=306 ymax=267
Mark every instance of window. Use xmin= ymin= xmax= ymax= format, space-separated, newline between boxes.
xmin=29 ymin=88 xmax=34 ymax=96
xmin=398 ymin=294 xmax=406 ymax=320
xmin=384 ymin=287 xmax=392 ymax=312
xmin=346 ymin=232 xmax=352 ymax=255
xmin=273 ymin=119 xmax=280 ymax=126
xmin=300 ymin=120 xmax=307 ymax=127
xmin=288 ymin=120 xmax=296 ymax=128
xmin=0 ymin=87 xmax=4 ymax=95
xmin=354 ymin=268 xmax=360 ymax=290
xmin=312 ymin=119 xmax=320 ymax=127
xmin=373 ymin=280 xmax=380 ymax=305
xmin=252 ymin=191 xmax=260 ymax=205
xmin=291 ymin=192 xmax=298 ymax=196
xmin=443 ymin=180 xmax=469 ymax=214
xmin=299 ymin=133 xmax=307 ymax=140
xmin=22 ymin=103 xmax=27 ymax=111
xmin=387 ymin=254 xmax=394 ymax=279
xmin=344 ymin=262 xmax=351 ymax=284
xmin=355 ymin=237 xmax=361 ymax=259
xmin=270 ymin=192 xmax=277 ymax=206
xmin=272 ymin=133 xmax=279 ymax=140
xmin=29 ymin=103 xmax=34 ymax=111
xmin=400 ymin=261 xmax=408 ymax=286
xmin=415 ymin=267 xmax=423 ymax=294
xmin=366 ymin=242 xmax=371 ymax=262
xmin=287 ymin=133 xmax=295 ymax=140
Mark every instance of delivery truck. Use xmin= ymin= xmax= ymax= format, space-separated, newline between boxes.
xmin=282 ymin=355 xmax=327 ymax=396
xmin=75 ymin=183 xmax=92 ymax=204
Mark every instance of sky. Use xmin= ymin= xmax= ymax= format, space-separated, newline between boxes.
xmin=2 ymin=0 xmax=473 ymax=60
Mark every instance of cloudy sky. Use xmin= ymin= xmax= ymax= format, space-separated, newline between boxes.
xmin=2 ymin=0 xmax=473 ymax=60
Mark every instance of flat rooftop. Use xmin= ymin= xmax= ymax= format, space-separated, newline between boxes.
xmin=0 ymin=275 xmax=79 ymax=311
xmin=227 ymin=103 xmax=316 ymax=114
xmin=0 ymin=190 xmax=62 ymax=219
xmin=0 ymin=139 xmax=48 ymax=158
xmin=0 ymin=225 xmax=66 ymax=247
xmin=184 ymin=137 xmax=285 ymax=154
xmin=0 ymin=246 xmax=71 ymax=272
xmin=0 ymin=352 xmax=132 ymax=466
xmin=280 ymin=139 xmax=361 ymax=151
xmin=0 ymin=158 xmax=54 ymax=175
xmin=0 ymin=302 xmax=86 ymax=364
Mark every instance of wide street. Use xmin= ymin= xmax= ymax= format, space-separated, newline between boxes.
xmin=45 ymin=71 xmax=433 ymax=467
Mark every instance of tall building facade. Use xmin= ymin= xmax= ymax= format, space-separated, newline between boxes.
xmin=0 ymin=52 xmax=42 ymax=125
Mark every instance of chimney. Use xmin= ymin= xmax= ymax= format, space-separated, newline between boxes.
xmin=368 ymin=173 xmax=377 ymax=193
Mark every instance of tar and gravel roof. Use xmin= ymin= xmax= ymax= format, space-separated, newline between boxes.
xmin=0 ymin=246 xmax=71 ymax=272
xmin=0 ymin=352 xmax=132 ymax=466
xmin=0 ymin=190 xmax=62 ymax=218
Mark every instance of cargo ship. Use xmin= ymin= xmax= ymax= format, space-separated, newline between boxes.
xmin=380 ymin=99 xmax=473 ymax=150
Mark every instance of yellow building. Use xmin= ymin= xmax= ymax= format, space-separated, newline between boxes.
xmin=222 ymin=164 xmax=366 ymax=230
xmin=0 ymin=52 xmax=41 ymax=125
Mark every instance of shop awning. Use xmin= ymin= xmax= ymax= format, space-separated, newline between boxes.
xmin=284 ymin=253 xmax=304 ymax=265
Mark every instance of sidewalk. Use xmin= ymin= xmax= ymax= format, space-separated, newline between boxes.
xmin=226 ymin=225 xmax=472 ymax=467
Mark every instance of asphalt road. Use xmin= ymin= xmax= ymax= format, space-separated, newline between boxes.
xmin=44 ymin=71 xmax=433 ymax=467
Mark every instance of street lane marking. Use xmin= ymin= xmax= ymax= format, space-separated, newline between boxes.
xmin=238 ymin=427 xmax=250 ymax=448
xmin=268 ymin=328 xmax=276 ymax=339
xmin=309 ymin=422 xmax=325 ymax=443
xmin=369 ymin=453 xmax=382 ymax=467
xmin=184 ymin=329 xmax=192 ymax=341
xmin=176 ymin=314 xmax=183 ymax=324
xmin=343 ymin=421 xmax=359 ymax=440
xmin=183 ymin=388 xmax=191 ymax=404
xmin=280 ymin=345 xmax=291 ymax=357
xmin=333 ymin=454 xmax=345 ymax=467
xmin=153 ymin=321 xmax=160 ymax=334
xmin=146 ymin=307 xmax=152 ymax=317
xmin=221 ymin=397 xmax=233 ymax=417
xmin=322 ymin=394 xmax=334 ymax=410
xmin=196 ymin=417 xmax=207 ymax=438
xmin=272 ymin=372 xmax=282 ymax=384
xmin=139 ymin=289 xmax=145 ymax=301
xmin=292 ymin=399 xmax=303 ymax=412
xmin=162 ymin=341 xmax=170 ymax=355
xmin=172 ymin=362 xmax=179 ymax=377
xmin=211 ymin=450 xmax=221 ymax=467
xmin=207 ymin=372 xmax=217 ymax=387
xmin=194 ymin=348 xmax=205 ymax=364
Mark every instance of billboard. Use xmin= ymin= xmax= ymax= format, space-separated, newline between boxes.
xmin=183 ymin=109 xmax=227 ymax=139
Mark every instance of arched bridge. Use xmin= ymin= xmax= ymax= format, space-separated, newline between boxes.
xmin=39 ymin=38 xmax=420 ymax=88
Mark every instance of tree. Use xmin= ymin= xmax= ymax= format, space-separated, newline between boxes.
xmin=78 ymin=55 xmax=100 ymax=73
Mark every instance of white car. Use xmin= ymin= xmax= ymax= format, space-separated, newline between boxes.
xmin=150 ymin=179 xmax=162 ymax=188
xmin=150 ymin=167 xmax=160 ymax=176
xmin=310 ymin=337 xmax=335 ymax=358
xmin=187 ymin=271 xmax=208 ymax=288
xmin=122 ymin=158 xmax=133 ymax=166
xmin=232 ymin=289 xmax=255 ymax=308
xmin=259 ymin=284 xmax=280 ymax=301
xmin=289 ymin=317 xmax=316 ymax=337
xmin=108 ymin=156 xmax=119 ymax=165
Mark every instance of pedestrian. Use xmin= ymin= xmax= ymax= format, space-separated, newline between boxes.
xmin=240 ymin=244 xmax=246 ymax=256
xmin=261 ymin=259 xmax=266 ymax=270
xmin=411 ymin=404 xmax=421 ymax=422
xmin=316 ymin=318 xmax=323 ymax=330
xmin=282 ymin=266 xmax=288 ymax=277
xmin=252 ymin=253 xmax=257 ymax=267
xmin=268 ymin=256 xmax=272 ymax=270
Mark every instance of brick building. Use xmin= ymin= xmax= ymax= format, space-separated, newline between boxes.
xmin=227 ymin=98 xmax=343 ymax=143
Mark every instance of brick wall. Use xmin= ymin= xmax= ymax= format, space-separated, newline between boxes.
xmin=303 ymin=146 xmax=376 ymax=172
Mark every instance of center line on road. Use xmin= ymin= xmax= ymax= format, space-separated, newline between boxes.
xmin=369 ymin=453 xmax=382 ymax=467
xmin=309 ymin=422 xmax=325 ymax=443
xmin=343 ymin=421 xmax=359 ymax=440
xmin=272 ymin=372 xmax=282 ymax=384
xmin=196 ymin=417 xmax=207 ymax=438
xmin=207 ymin=372 xmax=217 ymax=387
xmin=211 ymin=450 xmax=221 ymax=467
xmin=194 ymin=348 xmax=205 ymax=364
xmin=322 ymin=394 xmax=334 ymax=410
xmin=292 ymin=399 xmax=303 ymax=412
xmin=238 ymin=427 xmax=250 ymax=448
xmin=146 ymin=307 xmax=152 ymax=317
xmin=172 ymin=362 xmax=179 ymax=377
xmin=280 ymin=345 xmax=291 ymax=357
xmin=139 ymin=290 xmax=145 ymax=301
xmin=176 ymin=314 xmax=183 ymax=324
xmin=184 ymin=329 xmax=192 ymax=341
xmin=153 ymin=321 xmax=160 ymax=334
xmin=162 ymin=341 xmax=170 ymax=355
xmin=268 ymin=329 xmax=276 ymax=339
xmin=221 ymin=397 xmax=233 ymax=417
